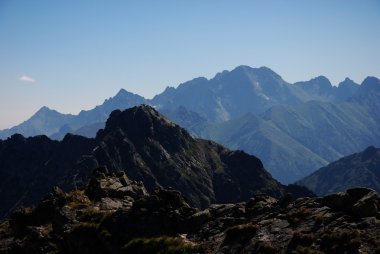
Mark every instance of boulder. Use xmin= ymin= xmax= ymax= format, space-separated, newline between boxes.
xmin=352 ymin=191 xmax=379 ymax=218
xmin=85 ymin=167 xmax=148 ymax=201
xmin=347 ymin=187 xmax=374 ymax=200
xmin=321 ymin=192 xmax=353 ymax=211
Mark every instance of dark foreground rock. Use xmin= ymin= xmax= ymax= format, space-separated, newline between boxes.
xmin=1 ymin=170 xmax=380 ymax=254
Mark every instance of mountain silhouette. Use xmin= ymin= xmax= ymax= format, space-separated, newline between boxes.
xmin=0 ymin=105 xmax=310 ymax=218
xmin=298 ymin=146 xmax=380 ymax=195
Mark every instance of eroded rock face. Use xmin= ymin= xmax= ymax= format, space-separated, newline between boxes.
xmin=1 ymin=171 xmax=380 ymax=254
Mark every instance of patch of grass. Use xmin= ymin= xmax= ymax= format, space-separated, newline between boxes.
xmin=73 ymin=222 xmax=99 ymax=231
xmin=122 ymin=236 xmax=206 ymax=254
xmin=289 ymin=230 xmax=315 ymax=247
xmin=223 ymin=224 xmax=258 ymax=245
xmin=320 ymin=229 xmax=361 ymax=253
xmin=78 ymin=208 xmax=111 ymax=223
xmin=65 ymin=190 xmax=91 ymax=209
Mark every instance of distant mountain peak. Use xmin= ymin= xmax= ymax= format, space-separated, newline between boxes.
xmin=114 ymin=88 xmax=141 ymax=98
xmin=338 ymin=77 xmax=357 ymax=87
xmin=344 ymin=77 xmax=353 ymax=82
xmin=32 ymin=106 xmax=62 ymax=118
xmin=232 ymin=65 xmax=277 ymax=75
xmin=361 ymin=76 xmax=380 ymax=89
xmin=36 ymin=106 xmax=52 ymax=113
xmin=312 ymin=75 xmax=332 ymax=86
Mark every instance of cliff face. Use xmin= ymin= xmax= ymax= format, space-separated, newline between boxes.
xmin=1 ymin=169 xmax=379 ymax=254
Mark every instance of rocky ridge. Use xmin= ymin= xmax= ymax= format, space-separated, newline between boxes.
xmin=0 ymin=105 xmax=310 ymax=218
xmin=1 ymin=168 xmax=379 ymax=254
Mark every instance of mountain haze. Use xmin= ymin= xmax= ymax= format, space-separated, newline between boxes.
xmin=0 ymin=90 xmax=145 ymax=139
xmin=0 ymin=66 xmax=378 ymax=184
xmin=0 ymin=65 xmax=362 ymax=140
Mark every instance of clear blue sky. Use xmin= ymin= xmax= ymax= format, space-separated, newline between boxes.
xmin=0 ymin=0 xmax=379 ymax=129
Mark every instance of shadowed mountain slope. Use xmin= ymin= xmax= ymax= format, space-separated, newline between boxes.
xmin=0 ymin=105 xmax=309 ymax=218
xmin=299 ymin=146 xmax=380 ymax=196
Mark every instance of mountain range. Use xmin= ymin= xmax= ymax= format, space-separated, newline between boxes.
xmin=203 ymin=76 xmax=380 ymax=182
xmin=0 ymin=105 xmax=311 ymax=218
xmin=1 ymin=66 xmax=379 ymax=184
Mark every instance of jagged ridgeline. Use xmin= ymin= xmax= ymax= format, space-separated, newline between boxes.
xmin=1 ymin=169 xmax=379 ymax=253
xmin=0 ymin=105 xmax=311 ymax=218
xmin=2 ymin=67 xmax=379 ymax=184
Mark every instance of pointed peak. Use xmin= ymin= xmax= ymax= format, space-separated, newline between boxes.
xmin=338 ymin=77 xmax=358 ymax=87
xmin=344 ymin=77 xmax=353 ymax=82
xmin=33 ymin=106 xmax=57 ymax=117
xmin=115 ymin=88 xmax=131 ymax=97
xmin=361 ymin=76 xmax=380 ymax=87
xmin=37 ymin=106 xmax=52 ymax=113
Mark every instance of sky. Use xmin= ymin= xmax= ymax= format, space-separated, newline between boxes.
xmin=0 ymin=1 xmax=380 ymax=129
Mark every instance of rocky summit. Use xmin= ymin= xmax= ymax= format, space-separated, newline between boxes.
xmin=0 ymin=105 xmax=310 ymax=218
xmin=1 ymin=169 xmax=380 ymax=254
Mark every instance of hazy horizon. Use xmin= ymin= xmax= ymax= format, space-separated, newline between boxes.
xmin=1 ymin=0 xmax=380 ymax=129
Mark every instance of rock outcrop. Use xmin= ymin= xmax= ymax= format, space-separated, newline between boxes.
xmin=1 ymin=171 xmax=379 ymax=253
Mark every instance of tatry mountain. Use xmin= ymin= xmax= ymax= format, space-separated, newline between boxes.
xmin=205 ymin=77 xmax=380 ymax=183
xmin=0 ymin=65 xmax=361 ymax=139
xmin=152 ymin=66 xmax=305 ymax=122
xmin=299 ymin=146 xmax=380 ymax=196
xmin=0 ymin=89 xmax=146 ymax=139
xmin=0 ymin=105 xmax=311 ymax=218
xmin=1 ymin=66 xmax=379 ymax=184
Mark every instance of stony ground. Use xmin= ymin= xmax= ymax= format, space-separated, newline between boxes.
xmin=1 ymin=167 xmax=380 ymax=254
